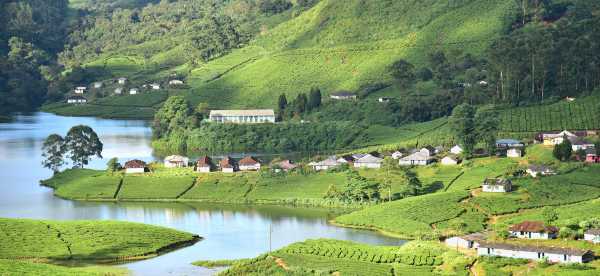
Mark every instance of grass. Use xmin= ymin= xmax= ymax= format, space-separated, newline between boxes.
xmin=0 ymin=259 xmax=127 ymax=276
xmin=119 ymin=169 xmax=196 ymax=199
xmin=0 ymin=217 xmax=199 ymax=261
xmin=41 ymin=169 xmax=121 ymax=200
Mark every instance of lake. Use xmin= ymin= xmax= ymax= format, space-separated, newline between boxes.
xmin=0 ymin=112 xmax=403 ymax=275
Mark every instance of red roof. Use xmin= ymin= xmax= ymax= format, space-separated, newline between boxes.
xmin=279 ymin=160 xmax=298 ymax=170
xmin=220 ymin=157 xmax=235 ymax=168
xmin=124 ymin=160 xmax=146 ymax=169
xmin=509 ymin=221 xmax=558 ymax=233
xmin=196 ymin=156 xmax=213 ymax=167
xmin=239 ymin=156 xmax=260 ymax=166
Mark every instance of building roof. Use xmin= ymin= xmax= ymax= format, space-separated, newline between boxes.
xmin=569 ymin=137 xmax=594 ymax=146
xmin=331 ymin=91 xmax=356 ymax=97
xmin=311 ymin=156 xmax=339 ymax=167
xmin=483 ymin=178 xmax=512 ymax=186
xmin=442 ymin=155 xmax=459 ymax=162
xmin=165 ymin=155 xmax=188 ymax=163
xmin=338 ymin=155 xmax=356 ymax=163
xmin=220 ymin=157 xmax=236 ymax=168
xmin=585 ymin=229 xmax=600 ymax=235
xmin=124 ymin=160 xmax=146 ymax=169
xmin=462 ymin=232 xmax=486 ymax=241
xmin=586 ymin=148 xmax=597 ymax=155
xmin=355 ymin=154 xmax=383 ymax=164
xmin=278 ymin=160 xmax=298 ymax=170
xmin=478 ymin=241 xmax=592 ymax=256
xmin=67 ymin=95 xmax=87 ymax=100
xmin=527 ymin=164 xmax=554 ymax=172
xmin=400 ymin=151 xmax=431 ymax=161
xmin=239 ymin=156 xmax=260 ymax=166
xmin=196 ymin=156 xmax=213 ymax=167
xmin=496 ymin=139 xmax=523 ymax=147
xmin=508 ymin=221 xmax=558 ymax=233
xmin=210 ymin=110 xmax=275 ymax=117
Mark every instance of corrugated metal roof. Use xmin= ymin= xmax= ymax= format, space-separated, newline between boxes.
xmin=210 ymin=110 xmax=275 ymax=117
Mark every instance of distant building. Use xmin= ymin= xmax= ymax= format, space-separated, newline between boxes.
xmin=509 ymin=221 xmax=558 ymax=239
xmin=420 ymin=146 xmax=436 ymax=157
xmin=337 ymin=155 xmax=356 ymax=166
xmin=330 ymin=92 xmax=357 ymax=100
xmin=526 ymin=165 xmax=555 ymax=178
xmin=506 ymin=147 xmax=523 ymax=158
xmin=445 ymin=233 xmax=485 ymax=249
xmin=477 ymin=242 xmax=593 ymax=264
xmin=482 ymin=178 xmax=512 ymax=193
xmin=129 ymin=88 xmax=138 ymax=95
xmin=124 ymin=160 xmax=147 ymax=174
xmin=496 ymin=139 xmax=524 ymax=148
xmin=584 ymin=229 xmax=600 ymax=244
xmin=565 ymin=97 xmax=576 ymax=102
xmin=391 ymin=151 xmax=404 ymax=160
xmin=164 ymin=155 xmax=189 ymax=168
xmin=239 ymin=156 xmax=261 ymax=171
xmin=450 ymin=145 xmax=463 ymax=155
xmin=309 ymin=156 xmax=340 ymax=171
xmin=150 ymin=83 xmax=161 ymax=90
xmin=353 ymin=154 xmax=384 ymax=169
xmin=399 ymin=149 xmax=433 ymax=166
xmin=209 ymin=110 xmax=276 ymax=124
xmin=220 ymin=157 xmax=237 ymax=173
xmin=74 ymin=86 xmax=87 ymax=94
xmin=66 ymin=96 xmax=87 ymax=104
xmin=570 ymin=137 xmax=594 ymax=151
xmin=117 ymin=78 xmax=127 ymax=85
xmin=541 ymin=130 xmax=579 ymax=146
xmin=93 ymin=82 xmax=103 ymax=89
xmin=441 ymin=156 xmax=460 ymax=166
xmin=169 ymin=80 xmax=184 ymax=85
xmin=586 ymin=148 xmax=600 ymax=163
xmin=196 ymin=156 xmax=214 ymax=173
xmin=378 ymin=97 xmax=391 ymax=103
xmin=277 ymin=160 xmax=298 ymax=172
xmin=114 ymin=88 xmax=123 ymax=94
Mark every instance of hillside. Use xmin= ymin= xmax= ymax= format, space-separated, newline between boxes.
xmin=68 ymin=0 xmax=516 ymax=110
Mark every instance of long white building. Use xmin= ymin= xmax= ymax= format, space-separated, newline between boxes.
xmin=209 ymin=110 xmax=276 ymax=124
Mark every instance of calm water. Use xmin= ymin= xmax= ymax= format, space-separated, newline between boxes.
xmin=0 ymin=112 xmax=402 ymax=275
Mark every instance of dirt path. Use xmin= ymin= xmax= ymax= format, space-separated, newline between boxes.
xmin=274 ymin=257 xmax=289 ymax=270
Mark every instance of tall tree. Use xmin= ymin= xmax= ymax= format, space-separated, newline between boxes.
xmin=64 ymin=125 xmax=103 ymax=168
xmin=41 ymin=134 xmax=66 ymax=174
xmin=552 ymin=135 xmax=572 ymax=162
xmin=294 ymin=93 xmax=308 ymax=114
xmin=475 ymin=107 xmax=500 ymax=156
xmin=390 ymin=59 xmax=416 ymax=88
xmin=450 ymin=104 xmax=477 ymax=157
xmin=307 ymin=87 xmax=322 ymax=110
xmin=278 ymin=94 xmax=288 ymax=110
xmin=153 ymin=96 xmax=191 ymax=139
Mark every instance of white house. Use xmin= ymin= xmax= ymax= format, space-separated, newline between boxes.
xmin=482 ymin=178 xmax=512 ymax=193
xmin=239 ymin=156 xmax=261 ymax=171
xmin=164 ymin=155 xmax=189 ymax=168
xmin=445 ymin=233 xmax=485 ymax=249
xmin=169 ymin=80 xmax=184 ymax=85
xmin=209 ymin=110 xmax=276 ymax=124
xmin=353 ymin=154 xmax=383 ymax=169
xmin=196 ymin=156 xmax=213 ymax=173
xmin=219 ymin=157 xmax=236 ymax=173
xmin=93 ymin=82 xmax=103 ymax=89
xmin=150 ymin=83 xmax=161 ymax=90
xmin=391 ymin=151 xmax=404 ymax=160
xmin=441 ymin=156 xmax=460 ymax=166
xmin=542 ymin=130 xmax=578 ymax=145
xmin=570 ymin=138 xmax=595 ymax=151
xmin=508 ymin=221 xmax=558 ymax=240
xmin=129 ymin=88 xmax=139 ymax=95
xmin=309 ymin=157 xmax=340 ymax=171
xmin=450 ymin=145 xmax=463 ymax=155
xmin=117 ymin=77 xmax=127 ymax=85
xmin=584 ymin=229 xmax=600 ymax=244
xmin=66 ymin=96 xmax=87 ymax=104
xmin=477 ymin=242 xmax=593 ymax=264
xmin=378 ymin=97 xmax=391 ymax=103
xmin=526 ymin=165 xmax=556 ymax=178
xmin=399 ymin=149 xmax=433 ymax=166
xmin=330 ymin=92 xmax=357 ymax=100
xmin=124 ymin=160 xmax=147 ymax=174
xmin=74 ymin=86 xmax=87 ymax=94
xmin=114 ymin=88 xmax=123 ymax=94
xmin=420 ymin=146 xmax=436 ymax=157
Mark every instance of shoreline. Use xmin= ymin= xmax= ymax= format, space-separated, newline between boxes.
xmin=327 ymin=219 xmax=413 ymax=240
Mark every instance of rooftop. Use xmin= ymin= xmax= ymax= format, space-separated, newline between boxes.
xmin=210 ymin=110 xmax=275 ymax=117
xmin=478 ymin=241 xmax=591 ymax=256
xmin=239 ymin=156 xmax=260 ymax=166
xmin=124 ymin=160 xmax=146 ymax=169
xmin=508 ymin=221 xmax=558 ymax=233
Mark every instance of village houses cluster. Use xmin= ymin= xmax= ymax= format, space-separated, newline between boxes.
xmin=66 ymin=77 xmax=185 ymax=104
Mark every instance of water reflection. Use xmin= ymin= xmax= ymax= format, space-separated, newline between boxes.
xmin=0 ymin=113 xmax=403 ymax=276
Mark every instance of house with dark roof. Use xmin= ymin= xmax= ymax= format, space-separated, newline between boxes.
xmin=220 ymin=157 xmax=237 ymax=173
xmin=509 ymin=221 xmax=558 ymax=239
xmin=584 ymin=229 xmax=600 ymax=244
xmin=124 ymin=160 xmax=147 ymax=174
xmin=239 ymin=156 xmax=261 ymax=171
xmin=482 ymin=178 xmax=512 ymax=193
xmin=196 ymin=156 xmax=214 ymax=173
xmin=570 ymin=137 xmax=595 ymax=151
xmin=477 ymin=242 xmax=593 ymax=263
xmin=399 ymin=149 xmax=433 ymax=166
xmin=330 ymin=91 xmax=357 ymax=100
xmin=353 ymin=154 xmax=384 ymax=169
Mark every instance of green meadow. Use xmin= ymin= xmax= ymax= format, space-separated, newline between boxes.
xmin=0 ymin=260 xmax=127 ymax=276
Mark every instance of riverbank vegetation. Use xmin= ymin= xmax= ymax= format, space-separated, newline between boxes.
xmin=0 ymin=260 xmax=127 ymax=276
xmin=0 ymin=217 xmax=200 ymax=274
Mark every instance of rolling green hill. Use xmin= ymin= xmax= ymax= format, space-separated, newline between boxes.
xmin=74 ymin=0 xmax=516 ymax=110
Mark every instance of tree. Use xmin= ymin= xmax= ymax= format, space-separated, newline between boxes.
xmin=553 ymin=135 xmax=572 ymax=161
xmin=402 ymin=167 xmax=422 ymax=196
xmin=278 ymin=94 xmax=288 ymax=110
xmin=293 ymin=93 xmax=308 ymax=114
xmin=575 ymin=149 xmax=587 ymax=161
xmin=390 ymin=59 xmax=416 ymax=87
xmin=307 ymin=87 xmax=322 ymax=110
xmin=64 ymin=125 xmax=103 ymax=168
xmin=475 ymin=107 xmax=500 ymax=156
xmin=152 ymin=96 xmax=191 ymax=139
xmin=106 ymin=157 xmax=120 ymax=174
xmin=41 ymin=134 xmax=66 ymax=174
xmin=194 ymin=102 xmax=210 ymax=119
xmin=542 ymin=207 xmax=558 ymax=225
xmin=450 ymin=104 xmax=477 ymax=157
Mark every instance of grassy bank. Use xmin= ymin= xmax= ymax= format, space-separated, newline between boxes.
xmin=0 ymin=260 xmax=127 ymax=276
